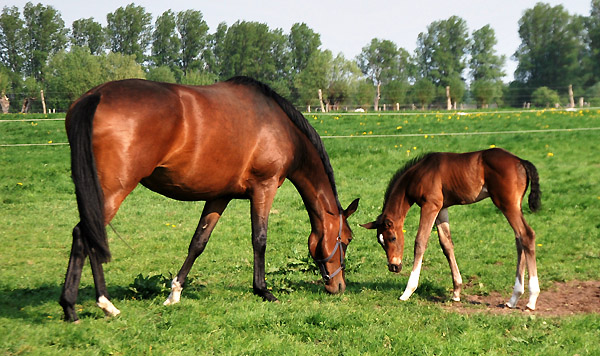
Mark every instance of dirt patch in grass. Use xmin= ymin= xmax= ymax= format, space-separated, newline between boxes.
xmin=445 ymin=280 xmax=600 ymax=316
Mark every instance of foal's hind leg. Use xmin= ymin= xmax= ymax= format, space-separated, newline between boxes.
xmin=164 ymin=198 xmax=230 ymax=305
xmin=500 ymin=206 xmax=539 ymax=310
xmin=435 ymin=209 xmax=463 ymax=302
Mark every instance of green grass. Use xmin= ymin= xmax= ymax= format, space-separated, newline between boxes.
xmin=1 ymin=109 xmax=599 ymax=355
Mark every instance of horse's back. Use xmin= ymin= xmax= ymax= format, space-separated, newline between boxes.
xmin=70 ymin=79 xmax=299 ymax=201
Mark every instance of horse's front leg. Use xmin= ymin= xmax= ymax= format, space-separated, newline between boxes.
xmin=435 ymin=208 xmax=463 ymax=302
xmin=400 ymin=204 xmax=440 ymax=301
xmin=250 ymin=185 xmax=278 ymax=302
xmin=164 ymin=198 xmax=230 ymax=306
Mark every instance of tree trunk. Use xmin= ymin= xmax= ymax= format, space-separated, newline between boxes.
xmin=374 ymin=83 xmax=381 ymax=111
xmin=41 ymin=90 xmax=47 ymax=114
xmin=318 ymin=89 xmax=326 ymax=112
xmin=0 ymin=94 xmax=9 ymax=114
xmin=446 ymin=86 xmax=452 ymax=110
xmin=21 ymin=98 xmax=31 ymax=113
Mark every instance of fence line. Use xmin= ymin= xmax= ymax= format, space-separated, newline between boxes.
xmin=3 ymin=127 xmax=599 ymax=147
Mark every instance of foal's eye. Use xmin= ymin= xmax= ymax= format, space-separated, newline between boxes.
xmin=389 ymin=236 xmax=397 ymax=242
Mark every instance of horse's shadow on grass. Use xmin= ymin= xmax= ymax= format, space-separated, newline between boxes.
xmin=0 ymin=284 xmax=130 ymax=323
xmin=0 ymin=277 xmax=449 ymax=322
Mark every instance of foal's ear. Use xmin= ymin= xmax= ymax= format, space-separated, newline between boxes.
xmin=360 ymin=221 xmax=376 ymax=230
xmin=344 ymin=198 xmax=359 ymax=218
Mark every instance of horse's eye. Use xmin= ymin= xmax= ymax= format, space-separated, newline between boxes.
xmin=389 ymin=236 xmax=397 ymax=242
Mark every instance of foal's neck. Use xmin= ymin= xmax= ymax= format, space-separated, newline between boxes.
xmin=382 ymin=181 xmax=411 ymax=224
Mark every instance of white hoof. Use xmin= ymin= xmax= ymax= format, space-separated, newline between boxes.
xmin=163 ymin=278 xmax=182 ymax=306
xmin=97 ymin=296 xmax=121 ymax=317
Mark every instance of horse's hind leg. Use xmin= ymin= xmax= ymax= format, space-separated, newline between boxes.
xmin=59 ymin=224 xmax=87 ymax=322
xmin=435 ymin=208 xmax=463 ymax=302
xmin=89 ymin=251 xmax=120 ymax=317
xmin=164 ymin=198 xmax=230 ymax=305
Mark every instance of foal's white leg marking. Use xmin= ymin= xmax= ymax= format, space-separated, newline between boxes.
xmin=400 ymin=260 xmax=422 ymax=301
xmin=506 ymin=277 xmax=524 ymax=308
xmin=526 ymin=276 xmax=540 ymax=310
xmin=163 ymin=277 xmax=183 ymax=306
xmin=97 ymin=295 xmax=121 ymax=317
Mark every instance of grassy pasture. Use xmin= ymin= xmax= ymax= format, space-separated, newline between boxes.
xmin=1 ymin=109 xmax=599 ymax=355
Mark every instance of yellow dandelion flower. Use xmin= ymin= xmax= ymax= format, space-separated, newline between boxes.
xmin=396 ymin=126 xmax=402 ymax=130
xmin=537 ymin=244 xmax=543 ymax=247
xmin=17 ymin=182 xmax=23 ymax=186
xmin=48 ymin=140 xmax=53 ymax=144
xmin=547 ymin=152 xmax=554 ymax=157
xmin=413 ymin=146 xmax=417 ymax=150
xmin=490 ymin=144 xmax=496 ymax=148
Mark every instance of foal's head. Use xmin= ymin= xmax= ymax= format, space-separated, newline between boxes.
xmin=361 ymin=215 xmax=405 ymax=273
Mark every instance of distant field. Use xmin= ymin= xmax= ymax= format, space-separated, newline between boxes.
xmin=1 ymin=109 xmax=599 ymax=355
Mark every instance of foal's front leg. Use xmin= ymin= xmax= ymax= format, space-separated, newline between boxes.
xmin=400 ymin=204 xmax=440 ymax=301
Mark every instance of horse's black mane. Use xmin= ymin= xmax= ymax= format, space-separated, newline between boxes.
xmin=227 ymin=76 xmax=341 ymax=211
xmin=383 ymin=152 xmax=435 ymax=206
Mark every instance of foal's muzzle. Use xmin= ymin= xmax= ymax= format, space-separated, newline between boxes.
xmin=388 ymin=263 xmax=402 ymax=273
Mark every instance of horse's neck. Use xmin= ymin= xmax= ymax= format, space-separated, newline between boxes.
xmin=288 ymin=158 xmax=340 ymax=233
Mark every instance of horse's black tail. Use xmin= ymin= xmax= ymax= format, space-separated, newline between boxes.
xmin=67 ymin=93 xmax=111 ymax=263
xmin=521 ymin=159 xmax=541 ymax=213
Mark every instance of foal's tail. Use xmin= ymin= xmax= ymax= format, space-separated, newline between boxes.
xmin=66 ymin=93 xmax=111 ymax=263
xmin=521 ymin=159 xmax=541 ymax=212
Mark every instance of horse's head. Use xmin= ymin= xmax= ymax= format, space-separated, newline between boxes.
xmin=361 ymin=215 xmax=405 ymax=273
xmin=311 ymin=199 xmax=359 ymax=294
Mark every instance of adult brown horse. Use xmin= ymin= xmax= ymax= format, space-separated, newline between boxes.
xmin=361 ymin=148 xmax=541 ymax=310
xmin=60 ymin=76 xmax=359 ymax=322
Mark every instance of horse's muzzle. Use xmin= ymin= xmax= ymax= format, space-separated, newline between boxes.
xmin=388 ymin=263 xmax=402 ymax=273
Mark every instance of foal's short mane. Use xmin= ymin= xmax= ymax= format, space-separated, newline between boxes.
xmin=383 ymin=152 xmax=435 ymax=206
xmin=227 ymin=76 xmax=341 ymax=210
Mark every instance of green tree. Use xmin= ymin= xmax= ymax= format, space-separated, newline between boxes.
xmin=106 ymin=3 xmax=152 ymax=63
xmin=204 ymin=22 xmax=228 ymax=78
xmin=294 ymin=49 xmax=332 ymax=109
xmin=289 ymin=23 xmax=321 ymax=74
xmin=357 ymin=38 xmax=400 ymax=110
xmin=22 ymin=2 xmax=67 ymax=81
xmin=531 ymin=86 xmax=560 ymax=107
xmin=0 ymin=6 xmax=25 ymax=77
xmin=45 ymin=47 xmax=103 ymax=109
xmin=71 ymin=17 xmax=105 ymax=55
xmin=470 ymin=25 xmax=505 ymax=82
xmin=220 ymin=21 xmax=288 ymax=86
xmin=412 ymin=78 xmax=436 ymax=110
xmin=151 ymin=10 xmax=180 ymax=70
xmin=176 ymin=10 xmax=209 ymax=76
xmin=146 ymin=65 xmax=177 ymax=83
xmin=328 ymin=53 xmax=362 ymax=108
xmin=100 ymin=51 xmax=145 ymax=81
xmin=179 ymin=69 xmax=217 ymax=85
xmin=415 ymin=16 xmax=469 ymax=88
xmin=514 ymin=3 xmax=586 ymax=90
xmin=471 ymin=79 xmax=503 ymax=108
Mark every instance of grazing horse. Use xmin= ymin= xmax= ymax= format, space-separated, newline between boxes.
xmin=60 ymin=77 xmax=359 ymax=322
xmin=361 ymin=148 xmax=541 ymax=310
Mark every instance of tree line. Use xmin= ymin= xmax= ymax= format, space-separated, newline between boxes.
xmin=2 ymin=1 xmax=600 ymax=113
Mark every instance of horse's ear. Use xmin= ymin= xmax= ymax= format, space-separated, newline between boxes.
xmin=344 ymin=198 xmax=359 ymax=217
xmin=360 ymin=221 xmax=376 ymax=229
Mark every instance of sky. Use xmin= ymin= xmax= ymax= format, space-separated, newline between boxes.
xmin=4 ymin=0 xmax=593 ymax=81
